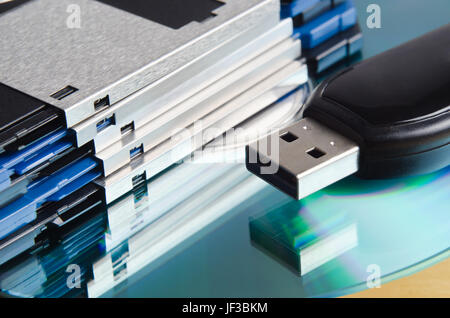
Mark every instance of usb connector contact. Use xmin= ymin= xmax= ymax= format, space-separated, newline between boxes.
xmin=246 ymin=118 xmax=359 ymax=200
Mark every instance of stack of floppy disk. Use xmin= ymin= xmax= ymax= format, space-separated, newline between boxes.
xmin=0 ymin=0 xmax=309 ymax=265
xmin=0 ymin=86 xmax=311 ymax=298
xmin=0 ymin=0 xmax=364 ymax=289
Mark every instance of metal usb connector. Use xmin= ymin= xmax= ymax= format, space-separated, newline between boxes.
xmin=246 ymin=118 xmax=359 ymax=200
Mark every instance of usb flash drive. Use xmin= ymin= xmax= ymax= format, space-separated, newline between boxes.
xmin=246 ymin=23 xmax=450 ymax=200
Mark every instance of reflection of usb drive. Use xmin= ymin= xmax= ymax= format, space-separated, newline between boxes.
xmin=246 ymin=24 xmax=450 ymax=200
xmin=250 ymin=206 xmax=358 ymax=276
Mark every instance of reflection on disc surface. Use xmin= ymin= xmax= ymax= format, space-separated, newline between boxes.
xmin=250 ymin=167 xmax=450 ymax=296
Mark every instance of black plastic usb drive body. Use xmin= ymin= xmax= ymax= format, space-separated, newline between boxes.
xmin=246 ymin=23 xmax=450 ymax=200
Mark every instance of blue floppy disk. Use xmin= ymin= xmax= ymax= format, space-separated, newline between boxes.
xmin=0 ymin=129 xmax=74 ymax=202
xmin=13 ymin=141 xmax=73 ymax=176
xmin=293 ymin=0 xmax=357 ymax=49
xmin=281 ymin=0 xmax=322 ymax=18
xmin=47 ymin=171 xmax=102 ymax=202
xmin=0 ymin=129 xmax=68 ymax=171
xmin=0 ymin=169 xmax=11 ymax=192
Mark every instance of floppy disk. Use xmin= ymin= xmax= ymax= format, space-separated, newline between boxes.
xmin=0 ymin=1 xmax=308 ymax=266
xmin=0 ymin=62 xmax=309 ymax=265
xmin=304 ymin=23 xmax=363 ymax=74
xmin=281 ymin=0 xmax=323 ymax=18
xmin=0 ymin=79 xmax=311 ymax=273
xmin=292 ymin=0 xmax=357 ymax=49
xmin=280 ymin=0 xmax=362 ymax=73
xmin=0 ymin=128 xmax=75 ymax=201
xmin=0 ymin=83 xmax=65 ymax=156
xmin=0 ymin=0 xmax=280 ymax=144
xmin=281 ymin=0 xmax=348 ymax=19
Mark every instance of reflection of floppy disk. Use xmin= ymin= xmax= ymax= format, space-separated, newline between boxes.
xmin=0 ymin=164 xmax=247 ymax=298
xmin=0 ymin=204 xmax=108 ymax=298
xmin=0 ymin=183 xmax=105 ymax=266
